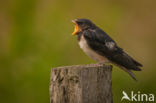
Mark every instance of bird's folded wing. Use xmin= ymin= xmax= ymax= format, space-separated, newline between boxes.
xmin=83 ymin=29 xmax=142 ymax=71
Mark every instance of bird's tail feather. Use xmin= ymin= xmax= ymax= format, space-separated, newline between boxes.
xmin=121 ymin=67 xmax=137 ymax=81
xmin=113 ymin=63 xmax=138 ymax=81
xmin=126 ymin=70 xmax=137 ymax=81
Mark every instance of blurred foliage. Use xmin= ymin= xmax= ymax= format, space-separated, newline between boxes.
xmin=0 ymin=0 xmax=156 ymax=103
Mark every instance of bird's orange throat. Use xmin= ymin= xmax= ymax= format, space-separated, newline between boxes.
xmin=72 ymin=21 xmax=81 ymax=35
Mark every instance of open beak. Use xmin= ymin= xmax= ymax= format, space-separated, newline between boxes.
xmin=72 ymin=20 xmax=80 ymax=35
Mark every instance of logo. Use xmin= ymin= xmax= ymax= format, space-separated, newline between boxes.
xmin=121 ymin=91 xmax=154 ymax=102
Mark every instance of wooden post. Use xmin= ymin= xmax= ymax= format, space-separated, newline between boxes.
xmin=50 ymin=64 xmax=113 ymax=103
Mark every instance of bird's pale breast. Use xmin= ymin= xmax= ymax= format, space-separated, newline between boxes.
xmin=78 ymin=35 xmax=109 ymax=63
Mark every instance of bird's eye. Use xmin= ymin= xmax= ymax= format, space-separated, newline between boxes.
xmin=77 ymin=21 xmax=83 ymax=25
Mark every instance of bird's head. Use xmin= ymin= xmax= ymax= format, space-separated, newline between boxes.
xmin=72 ymin=19 xmax=95 ymax=35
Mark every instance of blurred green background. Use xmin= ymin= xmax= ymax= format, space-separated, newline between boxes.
xmin=0 ymin=0 xmax=156 ymax=103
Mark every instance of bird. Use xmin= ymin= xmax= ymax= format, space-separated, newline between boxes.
xmin=72 ymin=18 xmax=143 ymax=81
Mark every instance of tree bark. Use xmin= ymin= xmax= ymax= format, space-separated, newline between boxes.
xmin=50 ymin=64 xmax=113 ymax=103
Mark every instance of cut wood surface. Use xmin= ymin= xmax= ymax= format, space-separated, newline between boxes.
xmin=50 ymin=64 xmax=113 ymax=103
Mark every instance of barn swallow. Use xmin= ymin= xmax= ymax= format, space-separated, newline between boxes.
xmin=72 ymin=18 xmax=143 ymax=81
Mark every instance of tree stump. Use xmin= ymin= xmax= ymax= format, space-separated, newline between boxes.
xmin=50 ymin=64 xmax=113 ymax=103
